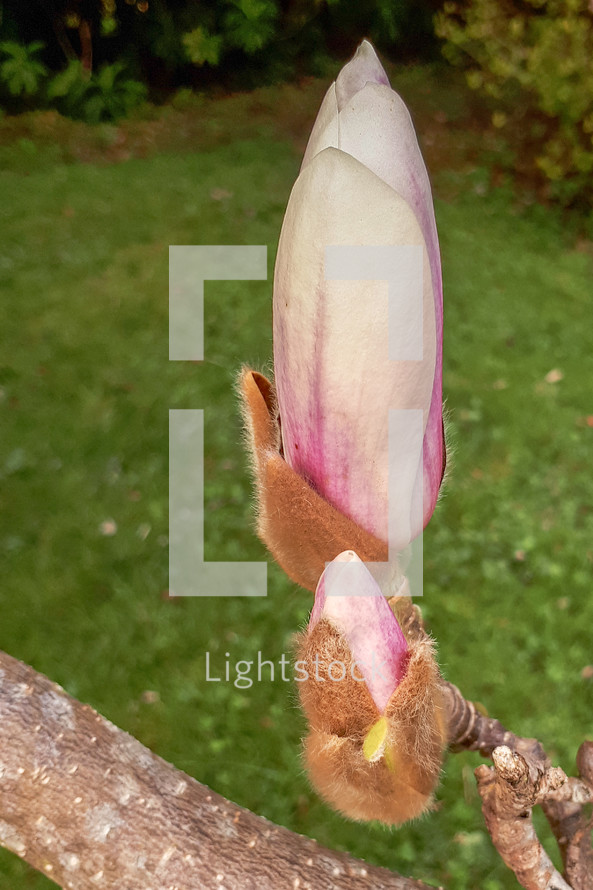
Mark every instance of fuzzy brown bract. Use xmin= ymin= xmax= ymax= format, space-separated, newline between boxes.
xmin=238 ymin=367 xmax=388 ymax=592
xmin=295 ymin=598 xmax=448 ymax=826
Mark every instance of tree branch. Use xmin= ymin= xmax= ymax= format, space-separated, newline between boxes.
xmin=475 ymin=747 xmax=572 ymax=890
xmin=444 ymin=682 xmax=593 ymax=890
xmin=2 ymin=651 xmax=591 ymax=890
xmin=0 ymin=649 xmax=431 ymax=890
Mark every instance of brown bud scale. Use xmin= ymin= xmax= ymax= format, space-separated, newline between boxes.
xmin=238 ymin=368 xmax=387 ymax=592
xmin=295 ymin=597 xmax=447 ymax=825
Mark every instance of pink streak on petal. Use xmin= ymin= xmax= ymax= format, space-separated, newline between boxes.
xmin=274 ymin=40 xmax=446 ymax=542
xmin=309 ymin=551 xmax=409 ymax=713
xmin=423 ymin=327 xmax=444 ymax=525
xmin=273 ymin=148 xmax=435 ymax=544
xmin=335 ymin=82 xmax=445 ymax=523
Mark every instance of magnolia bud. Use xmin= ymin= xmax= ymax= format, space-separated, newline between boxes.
xmin=295 ymin=553 xmax=447 ymax=825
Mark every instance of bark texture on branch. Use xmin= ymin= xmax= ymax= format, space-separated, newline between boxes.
xmin=0 ymin=650 xmax=430 ymax=890
xmin=444 ymin=682 xmax=593 ymax=890
xmin=475 ymin=747 xmax=572 ymax=890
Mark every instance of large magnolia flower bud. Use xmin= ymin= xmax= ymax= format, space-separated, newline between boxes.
xmin=274 ymin=39 xmax=445 ymax=548
xmin=240 ymin=40 xmax=445 ymax=589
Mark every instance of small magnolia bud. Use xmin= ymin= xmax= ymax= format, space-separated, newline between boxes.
xmin=295 ymin=553 xmax=447 ymax=826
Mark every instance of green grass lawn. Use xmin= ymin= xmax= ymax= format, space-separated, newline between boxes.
xmin=1 ymin=69 xmax=592 ymax=890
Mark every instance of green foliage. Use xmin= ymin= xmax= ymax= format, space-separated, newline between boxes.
xmin=1 ymin=0 xmax=441 ymax=98
xmin=223 ymin=0 xmax=278 ymax=54
xmin=47 ymin=60 xmax=147 ymax=123
xmin=182 ymin=26 xmax=224 ymax=67
xmin=436 ymin=0 xmax=593 ymax=206
xmin=0 ymin=40 xmax=48 ymax=99
xmin=181 ymin=0 xmax=278 ymax=69
xmin=46 ymin=60 xmax=91 ymax=111
xmin=0 ymin=35 xmax=146 ymax=122
xmin=179 ymin=0 xmax=437 ymax=78
xmin=325 ymin=0 xmax=441 ymax=57
xmin=180 ymin=0 xmax=286 ymax=70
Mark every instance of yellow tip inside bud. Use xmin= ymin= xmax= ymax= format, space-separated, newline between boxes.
xmin=363 ymin=716 xmax=389 ymax=763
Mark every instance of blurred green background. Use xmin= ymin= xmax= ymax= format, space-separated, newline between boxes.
xmin=1 ymin=17 xmax=593 ymax=890
xmin=2 ymin=1 xmax=593 ymax=207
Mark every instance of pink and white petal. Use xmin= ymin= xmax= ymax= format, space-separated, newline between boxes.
xmin=309 ymin=550 xmax=408 ymax=713
xmin=273 ymin=147 xmax=436 ymax=545
xmin=336 ymin=82 xmax=442 ymax=308
xmin=335 ymin=83 xmax=445 ymax=516
xmin=423 ymin=356 xmax=444 ymax=525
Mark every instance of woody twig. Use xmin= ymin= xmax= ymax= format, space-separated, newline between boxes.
xmin=444 ymin=683 xmax=593 ymax=890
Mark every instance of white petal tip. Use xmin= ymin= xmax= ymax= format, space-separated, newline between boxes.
xmin=336 ymin=41 xmax=390 ymax=110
